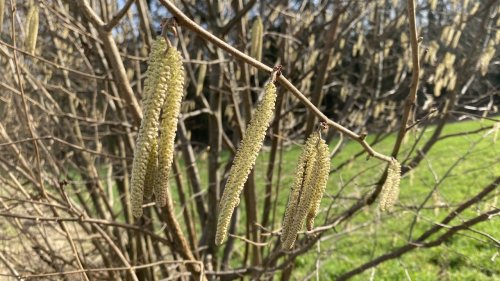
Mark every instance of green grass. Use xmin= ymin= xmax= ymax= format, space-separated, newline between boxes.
xmin=187 ymin=119 xmax=498 ymax=280
xmin=263 ymin=119 xmax=499 ymax=280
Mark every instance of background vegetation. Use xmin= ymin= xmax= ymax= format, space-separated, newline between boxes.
xmin=0 ymin=0 xmax=498 ymax=280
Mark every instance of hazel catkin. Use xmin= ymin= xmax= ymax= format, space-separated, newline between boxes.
xmin=250 ymin=16 xmax=263 ymax=62
xmin=130 ymin=39 xmax=171 ymax=217
xmin=305 ymin=138 xmax=330 ymax=231
xmin=25 ymin=4 xmax=39 ymax=55
xmin=0 ymin=0 xmax=5 ymax=32
xmin=281 ymin=132 xmax=320 ymax=250
xmin=215 ymin=82 xmax=277 ymax=246
xmin=155 ymin=47 xmax=185 ymax=207
xmin=195 ymin=64 xmax=206 ymax=96
xmin=379 ymin=158 xmax=402 ymax=212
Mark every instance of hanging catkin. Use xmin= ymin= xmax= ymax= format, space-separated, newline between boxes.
xmin=155 ymin=47 xmax=185 ymax=207
xmin=0 ymin=0 xmax=5 ymax=32
xmin=25 ymin=4 xmax=39 ymax=55
xmin=250 ymin=16 xmax=263 ymax=62
xmin=195 ymin=64 xmax=206 ymax=96
xmin=305 ymin=138 xmax=330 ymax=231
xmin=215 ymin=82 xmax=277 ymax=245
xmin=249 ymin=16 xmax=263 ymax=75
xmin=130 ymin=39 xmax=171 ymax=217
xmin=379 ymin=158 xmax=402 ymax=211
xmin=281 ymin=131 xmax=330 ymax=249
xmin=281 ymin=132 xmax=319 ymax=249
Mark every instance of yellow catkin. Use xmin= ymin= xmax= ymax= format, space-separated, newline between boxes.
xmin=384 ymin=39 xmax=393 ymax=57
xmin=250 ymin=16 xmax=263 ymax=76
xmin=215 ymin=82 xmax=277 ymax=245
xmin=479 ymin=44 xmax=495 ymax=76
xmin=470 ymin=2 xmax=480 ymax=14
xmin=430 ymin=0 xmax=437 ymax=10
xmin=434 ymin=78 xmax=443 ymax=97
xmin=379 ymin=158 xmax=402 ymax=212
xmin=250 ymin=16 xmax=263 ymax=62
xmin=451 ymin=30 xmax=462 ymax=49
xmin=305 ymin=138 xmax=330 ymax=231
xmin=0 ymin=0 xmax=4 ymax=32
xmin=440 ymin=26 xmax=450 ymax=46
xmin=25 ymin=4 xmax=39 ymax=55
xmin=435 ymin=63 xmax=444 ymax=81
xmin=195 ymin=64 xmax=206 ymax=96
xmin=447 ymin=71 xmax=457 ymax=91
xmin=394 ymin=58 xmax=403 ymax=84
xmin=155 ymin=47 xmax=185 ymax=207
xmin=143 ymin=139 xmax=158 ymax=199
xmin=339 ymin=38 xmax=345 ymax=49
xmin=281 ymin=132 xmax=319 ymax=250
xmin=130 ymin=39 xmax=171 ymax=217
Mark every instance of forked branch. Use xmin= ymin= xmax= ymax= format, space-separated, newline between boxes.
xmin=157 ymin=0 xmax=392 ymax=163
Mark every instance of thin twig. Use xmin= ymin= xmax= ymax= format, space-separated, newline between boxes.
xmin=157 ymin=0 xmax=392 ymax=163
xmin=103 ymin=0 xmax=135 ymax=31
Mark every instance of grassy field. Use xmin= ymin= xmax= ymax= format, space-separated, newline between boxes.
xmin=194 ymin=119 xmax=499 ymax=280
xmin=2 ymin=118 xmax=497 ymax=280
xmin=287 ymin=119 xmax=498 ymax=280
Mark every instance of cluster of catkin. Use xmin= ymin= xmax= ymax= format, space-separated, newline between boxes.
xmin=379 ymin=158 xmax=401 ymax=212
xmin=281 ymin=131 xmax=330 ymax=249
xmin=215 ymin=82 xmax=277 ymax=245
xmin=130 ymin=39 xmax=185 ymax=217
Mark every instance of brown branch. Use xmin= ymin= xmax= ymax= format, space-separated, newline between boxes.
xmin=437 ymin=125 xmax=494 ymax=141
xmin=8 ymin=2 xmax=91 ymax=280
xmin=391 ymin=0 xmax=420 ymax=158
xmin=177 ymin=120 xmax=208 ymax=227
xmin=13 ymin=260 xmax=203 ymax=279
xmin=158 ymin=180 xmax=207 ymax=279
xmin=0 ymin=136 xmax=131 ymax=160
xmin=92 ymin=223 xmax=139 ymax=281
xmin=172 ymin=157 xmax=199 ymax=255
xmin=103 ymin=0 xmax=135 ymax=31
xmin=157 ymin=0 xmax=392 ymax=163
xmin=76 ymin=1 xmax=143 ymax=125
xmin=335 ymin=176 xmax=500 ymax=280
xmin=304 ymin=2 xmax=347 ymax=136
xmin=0 ymin=210 xmax=173 ymax=245
xmin=336 ymin=209 xmax=499 ymax=280
xmin=0 ymin=40 xmax=107 ymax=79
xmin=219 ymin=0 xmax=257 ymax=36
